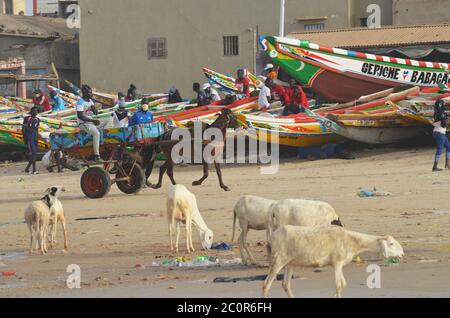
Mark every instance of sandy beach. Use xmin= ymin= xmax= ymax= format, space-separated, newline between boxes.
xmin=1 ymin=145 xmax=450 ymax=298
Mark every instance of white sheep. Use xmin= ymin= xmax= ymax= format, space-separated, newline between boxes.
xmin=166 ymin=184 xmax=213 ymax=253
xmin=231 ymin=195 xmax=276 ymax=265
xmin=266 ymin=199 xmax=343 ymax=239
xmin=24 ymin=187 xmax=62 ymax=255
xmin=47 ymin=186 xmax=68 ymax=251
xmin=263 ymin=225 xmax=404 ymax=298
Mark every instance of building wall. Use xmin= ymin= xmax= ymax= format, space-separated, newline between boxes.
xmin=393 ymin=0 xmax=450 ymax=25
xmin=36 ymin=0 xmax=58 ymax=14
xmin=78 ymin=0 xmax=362 ymax=96
xmin=352 ymin=0 xmax=393 ymax=27
xmin=0 ymin=0 xmax=27 ymax=14
xmin=0 ymin=34 xmax=80 ymax=93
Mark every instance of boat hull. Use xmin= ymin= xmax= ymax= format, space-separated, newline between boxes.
xmin=260 ymin=36 xmax=450 ymax=103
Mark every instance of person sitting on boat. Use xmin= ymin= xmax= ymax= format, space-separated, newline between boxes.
xmin=258 ymin=78 xmax=274 ymax=113
xmin=193 ymin=82 xmax=209 ymax=106
xmin=32 ymin=89 xmax=51 ymax=113
xmin=77 ymin=85 xmax=113 ymax=162
xmin=126 ymin=84 xmax=138 ymax=102
xmin=113 ymin=102 xmax=129 ymax=128
xmin=271 ymin=83 xmax=288 ymax=106
xmin=22 ymin=106 xmax=40 ymax=174
xmin=168 ymin=86 xmax=183 ymax=104
xmin=263 ymin=64 xmax=278 ymax=80
xmin=235 ymin=69 xmax=250 ymax=100
xmin=49 ymin=91 xmax=66 ymax=113
xmin=128 ymin=99 xmax=154 ymax=127
xmin=283 ymin=79 xmax=310 ymax=116
xmin=432 ymin=99 xmax=450 ymax=172
xmin=116 ymin=92 xmax=126 ymax=106
xmin=203 ymin=83 xmax=221 ymax=102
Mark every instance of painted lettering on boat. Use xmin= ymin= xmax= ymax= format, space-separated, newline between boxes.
xmin=361 ymin=62 xmax=450 ymax=85
xmin=361 ymin=63 xmax=400 ymax=80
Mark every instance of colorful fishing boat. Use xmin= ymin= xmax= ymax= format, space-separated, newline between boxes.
xmin=202 ymin=67 xmax=261 ymax=95
xmin=260 ymin=36 xmax=450 ymax=103
xmin=0 ymin=127 xmax=51 ymax=153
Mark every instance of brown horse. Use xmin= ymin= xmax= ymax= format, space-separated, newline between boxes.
xmin=142 ymin=108 xmax=243 ymax=191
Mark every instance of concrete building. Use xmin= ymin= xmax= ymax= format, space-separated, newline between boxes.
xmin=78 ymin=0 xmax=394 ymax=95
xmin=0 ymin=15 xmax=79 ymax=96
xmin=1 ymin=0 xmax=27 ymax=15
xmin=393 ymin=0 xmax=450 ymax=25
xmin=78 ymin=0 xmax=449 ymax=96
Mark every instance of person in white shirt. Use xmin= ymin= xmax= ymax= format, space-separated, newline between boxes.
xmin=76 ymin=85 xmax=113 ymax=161
xmin=203 ymin=83 xmax=221 ymax=102
xmin=112 ymin=102 xmax=129 ymax=128
xmin=258 ymin=78 xmax=274 ymax=112
xmin=432 ymin=99 xmax=450 ymax=171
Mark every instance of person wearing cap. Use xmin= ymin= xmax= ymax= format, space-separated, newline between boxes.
xmin=22 ymin=106 xmax=40 ymax=174
xmin=116 ymin=92 xmax=126 ymax=106
xmin=32 ymin=89 xmax=51 ymax=113
xmin=203 ymin=83 xmax=221 ymax=102
xmin=168 ymin=86 xmax=183 ymax=104
xmin=113 ymin=101 xmax=129 ymax=128
xmin=49 ymin=91 xmax=66 ymax=113
xmin=77 ymin=84 xmax=113 ymax=162
xmin=258 ymin=78 xmax=274 ymax=112
xmin=128 ymin=98 xmax=154 ymax=127
xmin=193 ymin=82 xmax=209 ymax=106
xmin=235 ymin=69 xmax=250 ymax=99
xmin=264 ymin=64 xmax=278 ymax=80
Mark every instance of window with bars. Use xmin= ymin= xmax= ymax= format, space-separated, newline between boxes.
xmin=223 ymin=36 xmax=239 ymax=56
xmin=147 ymin=38 xmax=167 ymax=59
xmin=304 ymin=23 xmax=325 ymax=31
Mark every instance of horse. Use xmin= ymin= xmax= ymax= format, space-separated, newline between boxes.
xmin=142 ymin=108 xmax=243 ymax=191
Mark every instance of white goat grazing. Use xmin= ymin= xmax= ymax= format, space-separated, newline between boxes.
xmin=47 ymin=186 xmax=68 ymax=251
xmin=263 ymin=225 xmax=404 ymax=298
xmin=231 ymin=195 xmax=276 ymax=265
xmin=24 ymin=187 xmax=62 ymax=255
xmin=266 ymin=199 xmax=343 ymax=239
xmin=166 ymin=184 xmax=213 ymax=253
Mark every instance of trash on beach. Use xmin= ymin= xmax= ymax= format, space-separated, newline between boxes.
xmin=440 ymin=245 xmax=450 ymax=252
xmin=357 ymin=188 xmax=392 ymax=197
xmin=168 ymin=285 xmax=176 ymax=289
xmin=213 ymin=274 xmax=287 ymax=283
xmin=81 ymin=231 xmax=100 ymax=235
xmin=419 ymin=259 xmax=439 ymax=263
xmin=433 ymin=211 xmax=450 ymax=216
xmin=76 ymin=213 xmax=151 ymax=221
xmin=386 ymin=257 xmax=400 ymax=265
xmin=17 ymin=177 xmax=24 ymax=183
xmin=211 ymin=242 xmax=232 ymax=250
xmin=354 ymin=256 xmax=362 ymax=264
xmin=2 ymin=271 xmax=16 ymax=277
xmin=153 ymin=257 xmax=241 ymax=267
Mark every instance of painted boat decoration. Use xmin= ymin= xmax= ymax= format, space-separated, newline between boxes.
xmin=239 ymin=113 xmax=343 ymax=148
xmin=260 ymin=36 xmax=450 ymax=103
xmin=202 ymin=67 xmax=261 ymax=95
xmin=0 ymin=127 xmax=51 ymax=153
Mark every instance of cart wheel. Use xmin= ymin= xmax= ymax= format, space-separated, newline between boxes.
xmin=116 ymin=163 xmax=145 ymax=194
xmin=81 ymin=167 xmax=111 ymax=199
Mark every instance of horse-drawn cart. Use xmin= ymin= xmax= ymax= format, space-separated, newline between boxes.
xmin=50 ymin=123 xmax=165 ymax=199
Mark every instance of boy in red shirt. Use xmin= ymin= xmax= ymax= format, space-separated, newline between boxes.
xmin=235 ymin=69 xmax=250 ymax=99
xmin=271 ymin=83 xmax=288 ymax=105
xmin=32 ymin=89 xmax=51 ymax=113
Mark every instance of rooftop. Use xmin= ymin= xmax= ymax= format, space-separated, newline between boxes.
xmin=0 ymin=14 xmax=77 ymax=39
xmin=287 ymin=24 xmax=450 ymax=48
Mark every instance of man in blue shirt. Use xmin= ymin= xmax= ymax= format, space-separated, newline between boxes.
xmin=50 ymin=91 xmax=66 ymax=112
xmin=129 ymin=99 xmax=154 ymax=127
